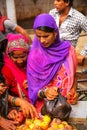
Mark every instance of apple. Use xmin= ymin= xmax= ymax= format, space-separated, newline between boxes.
xmin=47 ymin=127 xmax=55 ymax=130
xmin=25 ymin=118 xmax=33 ymax=126
xmin=42 ymin=115 xmax=51 ymax=123
xmin=62 ymin=121 xmax=68 ymax=126
xmin=65 ymin=124 xmax=72 ymax=130
xmin=15 ymin=111 xmax=25 ymax=124
xmin=33 ymin=118 xmax=42 ymax=127
xmin=51 ymin=123 xmax=58 ymax=129
xmin=32 ymin=125 xmax=42 ymax=130
xmin=29 ymin=123 xmax=35 ymax=129
xmin=40 ymin=122 xmax=48 ymax=130
xmin=50 ymin=118 xmax=61 ymax=126
xmin=17 ymin=125 xmax=29 ymax=130
xmin=58 ymin=124 xmax=64 ymax=129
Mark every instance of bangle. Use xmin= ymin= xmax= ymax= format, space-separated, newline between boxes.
xmin=0 ymin=115 xmax=2 ymax=120
xmin=39 ymin=90 xmax=46 ymax=98
xmin=12 ymin=97 xmax=17 ymax=106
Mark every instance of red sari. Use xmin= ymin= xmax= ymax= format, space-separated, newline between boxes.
xmin=2 ymin=54 xmax=29 ymax=100
xmin=35 ymin=46 xmax=77 ymax=113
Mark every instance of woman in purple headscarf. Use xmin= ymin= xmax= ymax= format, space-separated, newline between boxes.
xmin=27 ymin=14 xmax=78 ymax=112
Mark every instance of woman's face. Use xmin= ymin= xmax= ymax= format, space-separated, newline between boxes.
xmin=10 ymin=50 xmax=28 ymax=68
xmin=35 ymin=29 xmax=57 ymax=48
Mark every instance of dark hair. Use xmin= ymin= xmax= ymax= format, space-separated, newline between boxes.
xmin=64 ymin=0 xmax=73 ymax=7
xmin=36 ymin=26 xmax=55 ymax=33
xmin=0 ymin=39 xmax=7 ymax=83
xmin=0 ymin=50 xmax=5 ymax=83
xmin=0 ymin=11 xmax=2 ymax=16
xmin=0 ymin=49 xmax=4 ymax=76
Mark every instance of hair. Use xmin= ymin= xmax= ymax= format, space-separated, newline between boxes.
xmin=64 ymin=0 xmax=73 ymax=7
xmin=0 ymin=11 xmax=2 ymax=16
xmin=0 ymin=39 xmax=7 ymax=52
xmin=0 ymin=39 xmax=7 ymax=83
xmin=36 ymin=26 xmax=55 ymax=33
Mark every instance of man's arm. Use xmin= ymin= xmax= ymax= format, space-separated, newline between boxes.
xmin=4 ymin=19 xmax=32 ymax=44
xmin=15 ymin=25 xmax=32 ymax=44
xmin=76 ymin=42 xmax=87 ymax=65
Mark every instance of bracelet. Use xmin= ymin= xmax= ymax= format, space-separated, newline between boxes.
xmin=0 ymin=115 xmax=2 ymax=120
xmin=39 ymin=90 xmax=46 ymax=98
xmin=12 ymin=97 xmax=17 ymax=106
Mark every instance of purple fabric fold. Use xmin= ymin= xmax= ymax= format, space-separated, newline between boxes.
xmin=27 ymin=14 xmax=70 ymax=104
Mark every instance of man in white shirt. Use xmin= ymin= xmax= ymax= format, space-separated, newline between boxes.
xmin=49 ymin=0 xmax=87 ymax=48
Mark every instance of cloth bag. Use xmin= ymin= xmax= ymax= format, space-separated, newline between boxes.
xmin=41 ymin=92 xmax=72 ymax=121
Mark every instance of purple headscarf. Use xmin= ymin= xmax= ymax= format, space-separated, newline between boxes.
xmin=27 ymin=14 xmax=70 ymax=104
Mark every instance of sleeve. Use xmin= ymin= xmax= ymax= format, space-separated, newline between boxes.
xmin=4 ymin=19 xmax=17 ymax=31
xmin=1 ymin=65 xmax=17 ymax=89
xmin=49 ymin=9 xmax=56 ymax=17
xmin=49 ymin=10 xmax=52 ymax=15
xmin=79 ymin=14 xmax=87 ymax=33
xmin=49 ymin=9 xmax=59 ymax=27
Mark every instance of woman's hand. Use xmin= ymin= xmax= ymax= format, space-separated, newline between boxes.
xmin=0 ymin=116 xmax=18 ymax=130
xmin=45 ymin=87 xmax=58 ymax=100
xmin=8 ymin=109 xmax=25 ymax=124
xmin=0 ymin=83 xmax=7 ymax=95
xmin=7 ymin=109 xmax=18 ymax=121
xmin=76 ymin=53 xmax=85 ymax=65
xmin=67 ymin=88 xmax=78 ymax=105
xmin=8 ymin=96 xmax=39 ymax=119
xmin=16 ymin=98 xmax=39 ymax=119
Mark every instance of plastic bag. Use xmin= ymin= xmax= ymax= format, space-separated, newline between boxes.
xmin=41 ymin=92 xmax=72 ymax=121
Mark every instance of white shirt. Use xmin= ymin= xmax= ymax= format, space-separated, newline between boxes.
xmin=49 ymin=8 xmax=87 ymax=47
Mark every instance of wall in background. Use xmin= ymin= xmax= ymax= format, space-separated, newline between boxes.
xmin=0 ymin=0 xmax=87 ymax=28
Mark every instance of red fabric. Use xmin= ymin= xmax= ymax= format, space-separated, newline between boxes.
xmin=2 ymin=63 xmax=29 ymax=102
xmin=35 ymin=46 xmax=77 ymax=113
xmin=35 ymin=64 xmax=68 ymax=113
xmin=3 ymin=54 xmax=29 ymax=99
xmin=2 ymin=65 xmax=21 ymax=97
xmin=46 ymin=65 xmax=68 ymax=96
xmin=0 ymin=16 xmax=7 ymax=32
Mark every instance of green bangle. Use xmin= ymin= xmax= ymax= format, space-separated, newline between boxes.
xmin=12 ymin=97 xmax=17 ymax=106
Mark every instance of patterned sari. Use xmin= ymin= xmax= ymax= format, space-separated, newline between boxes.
xmin=27 ymin=14 xmax=77 ymax=108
